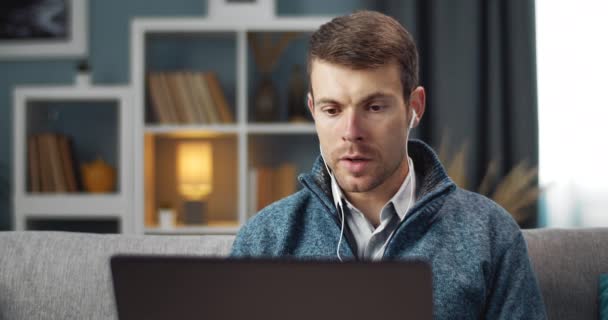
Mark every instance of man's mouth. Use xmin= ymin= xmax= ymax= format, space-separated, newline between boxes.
xmin=339 ymin=156 xmax=372 ymax=173
xmin=340 ymin=155 xmax=371 ymax=162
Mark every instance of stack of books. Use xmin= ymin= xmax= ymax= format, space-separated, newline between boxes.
xmin=27 ymin=133 xmax=78 ymax=193
xmin=147 ymin=71 xmax=234 ymax=124
xmin=248 ymin=163 xmax=297 ymax=215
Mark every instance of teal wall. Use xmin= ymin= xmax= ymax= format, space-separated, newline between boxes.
xmin=0 ymin=0 xmax=207 ymax=230
xmin=0 ymin=0 xmax=410 ymax=230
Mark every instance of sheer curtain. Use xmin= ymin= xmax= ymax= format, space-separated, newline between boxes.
xmin=537 ymin=0 xmax=608 ymax=226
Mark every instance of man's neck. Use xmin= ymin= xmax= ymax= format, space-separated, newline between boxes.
xmin=344 ymin=158 xmax=410 ymax=227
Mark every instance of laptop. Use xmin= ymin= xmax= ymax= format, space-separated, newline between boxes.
xmin=111 ymin=255 xmax=433 ymax=320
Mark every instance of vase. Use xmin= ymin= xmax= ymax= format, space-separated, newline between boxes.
xmin=287 ymin=64 xmax=310 ymax=122
xmin=253 ymin=74 xmax=279 ymax=122
xmin=81 ymin=157 xmax=116 ymax=193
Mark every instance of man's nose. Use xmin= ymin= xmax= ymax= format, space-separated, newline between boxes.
xmin=342 ymin=109 xmax=364 ymax=142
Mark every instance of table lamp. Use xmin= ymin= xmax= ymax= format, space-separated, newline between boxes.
xmin=177 ymin=141 xmax=213 ymax=225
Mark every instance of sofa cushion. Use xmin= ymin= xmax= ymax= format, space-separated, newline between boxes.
xmin=0 ymin=231 xmax=234 ymax=320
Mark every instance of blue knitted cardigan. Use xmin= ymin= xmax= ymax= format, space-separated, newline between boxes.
xmin=232 ymin=140 xmax=546 ymax=319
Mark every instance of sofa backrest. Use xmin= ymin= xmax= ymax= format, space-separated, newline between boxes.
xmin=1 ymin=229 xmax=607 ymax=320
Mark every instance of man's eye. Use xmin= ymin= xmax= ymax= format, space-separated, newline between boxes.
xmin=324 ymin=107 xmax=339 ymax=115
xmin=368 ymin=105 xmax=384 ymax=112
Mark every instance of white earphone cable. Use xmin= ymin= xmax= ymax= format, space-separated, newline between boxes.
xmin=336 ymin=203 xmax=345 ymax=262
xmin=321 ymin=109 xmax=418 ymax=262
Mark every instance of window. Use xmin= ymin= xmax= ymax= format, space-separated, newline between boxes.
xmin=536 ymin=0 xmax=608 ymax=226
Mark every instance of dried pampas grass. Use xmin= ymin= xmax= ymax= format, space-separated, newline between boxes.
xmin=437 ymin=136 xmax=541 ymax=224
xmin=249 ymin=32 xmax=299 ymax=74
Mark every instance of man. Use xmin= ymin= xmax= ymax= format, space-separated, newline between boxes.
xmin=232 ymin=10 xmax=546 ymax=319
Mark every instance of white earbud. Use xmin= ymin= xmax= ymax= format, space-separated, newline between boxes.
xmin=319 ymin=146 xmax=343 ymax=211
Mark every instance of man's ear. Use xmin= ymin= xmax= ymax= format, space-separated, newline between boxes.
xmin=307 ymin=92 xmax=315 ymax=118
xmin=408 ymin=86 xmax=426 ymax=128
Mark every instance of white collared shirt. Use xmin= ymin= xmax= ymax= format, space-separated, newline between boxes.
xmin=331 ymin=158 xmax=416 ymax=260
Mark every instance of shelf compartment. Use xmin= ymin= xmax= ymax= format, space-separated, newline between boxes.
xmin=27 ymin=217 xmax=120 ymax=234
xmin=247 ymin=31 xmax=313 ymax=123
xmin=25 ymin=99 xmax=120 ymax=194
xmin=247 ymin=133 xmax=319 ymax=217
xmin=144 ymin=133 xmax=238 ymax=230
xmin=145 ymin=31 xmax=237 ymax=125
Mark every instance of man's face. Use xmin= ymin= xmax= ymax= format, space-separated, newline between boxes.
xmin=308 ymin=60 xmax=415 ymax=194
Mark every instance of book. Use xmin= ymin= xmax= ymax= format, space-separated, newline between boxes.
xmin=27 ymin=135 xmax=41 ymax=192
xmin=58 ymin=135 xmax=78 ymax=192
xmin=275 ymin=163 xmax=297 ymax=199
xmin=184 ymin=71 xmax=208 ymax=124
xmin=157 ymin=73 xmax=180 ymax=123
xmin=46 ymin=133 xmax=67 ymax=193
xmin=147 ymin=73 xmax=170 ymax=124
xmin=248 ymin=168 xmax=258 ymax=217
xmin=149 ymin=70 xmax=234 ymax=124
xmin=196 ymin=73 xmax=221 ymax=124
xmin=192 ymin=72 xmax=213 ymax=124
xmin=205 ymin=72 xmax=234 ymax=123
xmin=164 ymin=72 xmax=190 ymax=123
xmin=254 ymin=163 xmax=297 ymax=211
xmin=256 ymin=166 xmax=274 ymax=211
xmin=37 ymin=133 xmax=64 ymax=192
xmin=37 ymin=134 xmax=53 ymax=192
xmin=173 ymin=72 xmax=198 ymax=124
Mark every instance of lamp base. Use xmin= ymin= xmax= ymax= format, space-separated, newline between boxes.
xmin=182 ymin=201 xmax=207 ymax=225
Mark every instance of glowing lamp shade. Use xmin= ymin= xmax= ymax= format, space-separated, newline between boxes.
xmin=177 ymin=142 xmax=213 ymax=200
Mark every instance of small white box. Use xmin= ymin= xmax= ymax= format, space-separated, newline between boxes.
xmin=158 ymin=209 xmax=176 ymax=230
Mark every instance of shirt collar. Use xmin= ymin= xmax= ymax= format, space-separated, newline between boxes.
xmin=330 ymin=157 xmax=416 ymax=221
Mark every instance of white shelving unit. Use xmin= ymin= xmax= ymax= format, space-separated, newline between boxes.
xmin=12 ymin=84 xmax=133 ymax=233
xmin=131 ymin=5 xmax=330 ymax=235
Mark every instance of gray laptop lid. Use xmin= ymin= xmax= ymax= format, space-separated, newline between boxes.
xmin=111 ymin=256 xmax=433 ymax=320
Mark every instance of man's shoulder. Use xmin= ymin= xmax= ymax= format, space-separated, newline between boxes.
xmin=230 ymin=188 xmax=328 ymax=257
xmin=239 ymin=188 xmax=320 ymax=234
xmin=427 ymin=189 xmax=544 ymax=319
xmin=443 ymin=187 xmax=522 ymax=240
xmin=450 ymin=187 xmax=518 ymax=221
xmin=252 ymin=188 xmax=312 ymax=220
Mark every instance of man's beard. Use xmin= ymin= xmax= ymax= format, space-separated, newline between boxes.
xmin=330 ymin=145 xmax=407 ymax=193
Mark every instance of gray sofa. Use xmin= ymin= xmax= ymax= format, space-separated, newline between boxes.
xmin=0 ymin=228 xmax=606 ymax=319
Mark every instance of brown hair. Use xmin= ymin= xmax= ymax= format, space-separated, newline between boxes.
xmin=307 ymin=10 xmax=419 ymax=102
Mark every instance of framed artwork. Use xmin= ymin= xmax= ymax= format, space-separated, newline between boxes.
xmin=0 ymin=0 xmax=87 ymax=59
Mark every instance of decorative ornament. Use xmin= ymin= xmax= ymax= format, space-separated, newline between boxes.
xmin=81 ymin=157 xmax=116 ymax=193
